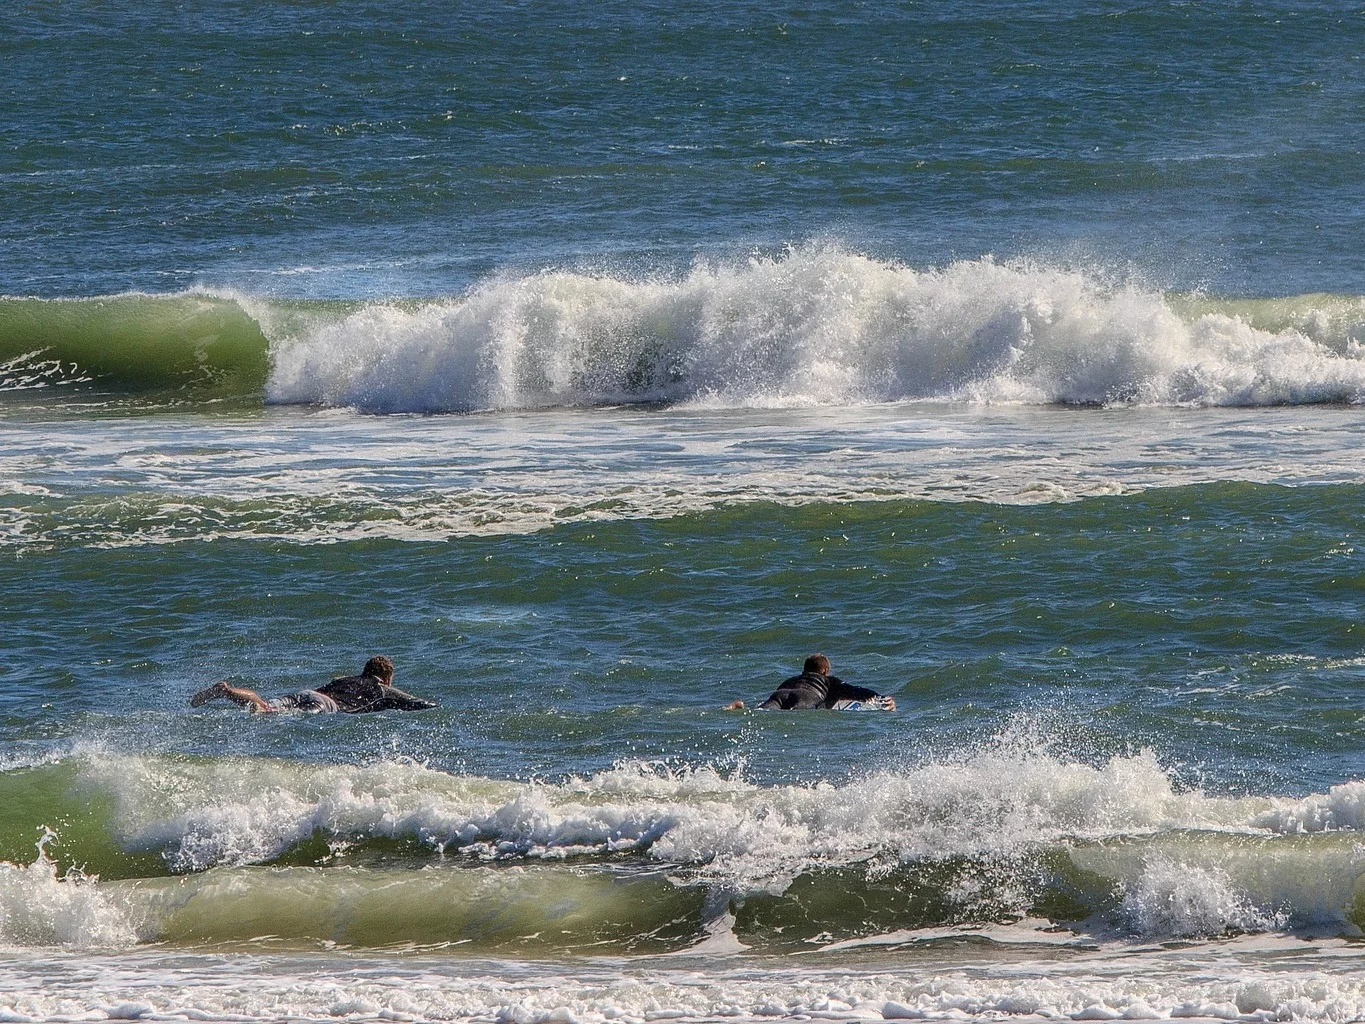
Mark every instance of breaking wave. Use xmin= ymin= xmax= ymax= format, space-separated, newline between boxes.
xmin=8 ymin=248 xmax=1365 ymax=411
xmin=7 ymin=738 xmax=1365 ymax=951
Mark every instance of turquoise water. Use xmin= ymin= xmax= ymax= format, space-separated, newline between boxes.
xmin=7 ymin=1 xmax=1365 ymax=1021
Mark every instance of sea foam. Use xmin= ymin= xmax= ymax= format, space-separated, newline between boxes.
xmin=7 ymin=740 xmax=1365 ymax=952
xmin=87 ymin=744 xmax=1218 ymax=878
xmin=255 ymin=249 xmax=1365 ymax=412
xmin=0 ymin=832 xmax=135 ymax=950
xmin=63 ymin=739 xmax=1365 ymax=938
xmin=1119 ymin=857 xmax=1286 ymax=938
xmin=3 ymin=950 xmax=1365 ymax=1023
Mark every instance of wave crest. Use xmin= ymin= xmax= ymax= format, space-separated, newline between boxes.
xmin=9 ymin=254 xmax=1365 ymax=412
xmin=9 ymin=741 xmax=1365 ymax=948
xmin=261 ymin=249 xmax=1365 ymax=412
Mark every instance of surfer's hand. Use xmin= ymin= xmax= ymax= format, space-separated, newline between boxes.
xmin=725 ymin=699 xmax=746 ymax=710
xmin=883 ymin=696 xmax=896 ymax=711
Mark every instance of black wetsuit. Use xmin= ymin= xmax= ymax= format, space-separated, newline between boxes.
xmin=312 ymin=673 xmax=439 ymax=714
xmin=757 ymin=671 xmax=882 ymax=710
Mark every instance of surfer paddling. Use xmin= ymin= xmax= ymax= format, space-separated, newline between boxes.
xmin=727 ymin=654 xmax=895 ymax=711
xmin=190 ymin=655 xmax=438 ymax=714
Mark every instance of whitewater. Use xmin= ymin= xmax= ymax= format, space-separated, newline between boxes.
xmin=7 ymin=252 xmax=1365 ymax=413
xmin=9 ymin=740 xmax=1365 ymax=1021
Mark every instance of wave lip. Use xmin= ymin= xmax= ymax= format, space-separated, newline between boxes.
xmin=68 ymin=746 xmax=1365 ymax=864
xmin=75 ymin=746 xmax=1231 ymax=878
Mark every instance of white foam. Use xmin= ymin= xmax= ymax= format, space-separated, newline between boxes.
xmin=84 ymin=747 xmax=1192 ymax=872
xmin=7 ymin=739 xmax=1365 ymax=952
xmin=74 ymin=740 xmax=1358 ymax=922
xmin=0 ymin=832 xmax=136 ymax=950
xmin=1119 ymin=857 xmax=1285 ymax=937
xmin=4 ymin=947 xmax=1365 ymax=1024
xmin=89 ymin=747 xmax=1212 ymax=880
xmin=0 ymin=349 xmax=93 ymax=393
xmin=8 ymin=386 xmax=1365 ymax=548
xmin=1247 ymin=779 xmax=1365 ymax=832
xmin=254 ymin=250 xmax=1365 ymax=413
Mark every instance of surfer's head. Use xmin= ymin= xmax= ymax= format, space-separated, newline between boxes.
xmin=803 ymin=654 xmax=830 ymax=676
xmin=362 ymin=655 xmax=395 ymax=684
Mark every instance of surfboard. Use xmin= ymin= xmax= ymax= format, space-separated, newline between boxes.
xmin=830 ymin=695 xmax=895 ymax=711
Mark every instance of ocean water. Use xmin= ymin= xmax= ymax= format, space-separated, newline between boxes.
xmin=7 ymin=1 xmax=1365 ymax=1022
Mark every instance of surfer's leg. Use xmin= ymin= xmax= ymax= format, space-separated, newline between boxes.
xmin=189 ymin=680 xmax=277 ymax=712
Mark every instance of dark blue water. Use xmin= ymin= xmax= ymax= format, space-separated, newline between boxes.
xmin=5 ymin=1 xmax=1365 ymax=297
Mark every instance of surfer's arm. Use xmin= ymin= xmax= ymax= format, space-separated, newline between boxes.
xmin=826 ymin=679 xmax=893 ymax=709
xmin=189 ymin=680 xmax=279 ymax=713
xmin=377 ymin=685 xmax=439 ymax=711
xmin=343 ymin=684 xmax=439 ymax=713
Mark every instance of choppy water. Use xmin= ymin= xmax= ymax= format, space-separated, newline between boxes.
xmin=7 ymin=1 xmax=1365 ymax=1022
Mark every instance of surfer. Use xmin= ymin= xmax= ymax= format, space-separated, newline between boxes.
xmin=189 ymin=655 xmax=438 ymax=714
xmin=727 ymin=654 xmax=896 ymax=710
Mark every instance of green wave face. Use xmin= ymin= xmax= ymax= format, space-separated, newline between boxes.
xmin=13 ymin=831 xmax=1365 ymax=954
xmin=103 ymin=858 xmax=1092 ymax=953
xmin=1168 ymin=292 xmax=1365 ymax=349
xmin=0 ymin=294 xmax=270 ymax=400
xmin=116 ymin=865 xmax=707 ymax=953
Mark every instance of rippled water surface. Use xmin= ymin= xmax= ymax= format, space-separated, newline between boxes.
xmin=7 ymin=0 xmax=1365 ymax=1020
